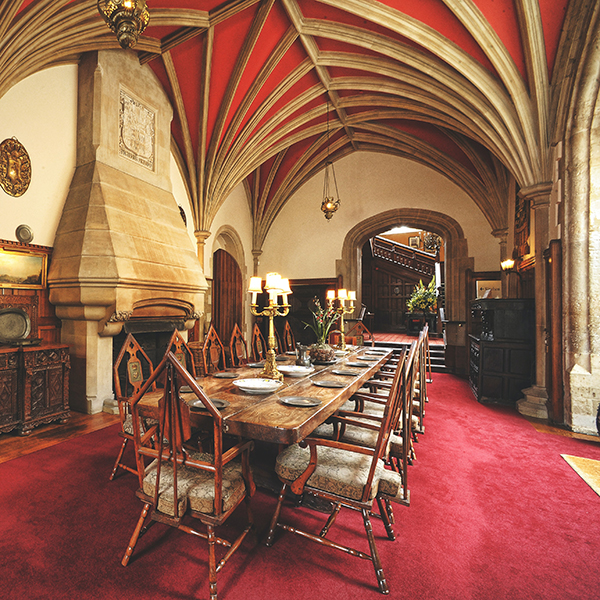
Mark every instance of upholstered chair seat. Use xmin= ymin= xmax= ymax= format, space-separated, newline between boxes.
xmin=274 ymin=443 xmax=402 ymax=502
xmin=143 ymin=452 xmax=248 ymax=516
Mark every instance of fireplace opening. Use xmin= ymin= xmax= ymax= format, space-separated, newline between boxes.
xmin=112 ymin=322 xmax=188 ymax=396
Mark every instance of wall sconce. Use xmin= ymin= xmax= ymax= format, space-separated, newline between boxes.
xmin=97 ymin=0 xmax=150 ymax=49
xmin=248 ymin=273 xmax=291 ymax=381
xmin=326 ymin=288 xmax=356 ymax=351
xmin=500 ymin=258 xmax=515 ymax=271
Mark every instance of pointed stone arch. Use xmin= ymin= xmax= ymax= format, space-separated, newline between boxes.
xmin=338 ymin=208 xmax=473 ymax=322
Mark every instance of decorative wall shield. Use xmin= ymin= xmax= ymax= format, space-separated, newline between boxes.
xmin=0 ymin=137 xmax=31 ymax=196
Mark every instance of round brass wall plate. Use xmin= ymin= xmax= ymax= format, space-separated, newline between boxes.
xmin=0 ymin=137 xmax=32 ymax=197
xmin=15 ymin=224 xmax=34 ymax=244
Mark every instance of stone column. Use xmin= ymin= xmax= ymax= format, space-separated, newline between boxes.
xmin=194 ymin=230 xmax=212 ymax=270
xmin=252 ymin=249 xmax=262 ymax=276
xmin=492 ymin=228 xmax=509 ymax=297
xmin=516 ymin=183 xmax=552 ymax=419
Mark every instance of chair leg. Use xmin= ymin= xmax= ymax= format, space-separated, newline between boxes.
xmin=122 ymin=502 xmax=151 ymax=566
xmin=265 ymin=482 xmax=287 ymax=547
xmin=362 ymin=509 xmax=389 ymax=594
xmin=382 ymin=497 xmax=395 ymax=525
xmin=376 ymin=497 xmax=395 ymax=541
xmin=109 ymin=438 xmax=129 ymax=481
xmin=207 ymin=524 xmax=218 ymax=600
xmin=319 ymin=503 xmax=341 ymax=537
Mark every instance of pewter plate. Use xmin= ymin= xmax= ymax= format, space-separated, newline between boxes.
xmin=212 ymin=372 xmax=239 ymax=379
xmin=331 ymin=369 xmax=358 ymax=377
xmin=280 ymin=396 xmax=321 ymax=407
xmin=0 ymin=307 xmax=31 ymax=342
xmin=346 ymin=362 xmax=368 ymax=368
xmin=312 ymin=380 xmax=345 ymax=388
xmin=187 ymin=398 xmax=229 ymax=411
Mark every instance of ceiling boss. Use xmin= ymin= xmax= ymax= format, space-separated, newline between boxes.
xmin=0 ymin=137 xmax=31 ymax=197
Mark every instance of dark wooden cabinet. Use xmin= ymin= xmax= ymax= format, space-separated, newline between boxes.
xmin=469 ymin=299 xmax=534 ymax=405
xmin=0 ymin=349 xmax=20 ymax=433
xmin=0 ymin=344 xmax=70 ymax=435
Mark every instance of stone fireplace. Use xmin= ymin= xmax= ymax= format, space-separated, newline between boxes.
xmin=48 ymin=51 xmax=206 ymax=414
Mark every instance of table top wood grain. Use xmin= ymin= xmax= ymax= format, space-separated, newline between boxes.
xmin=138 ymin=348 xmax=391 ymax=445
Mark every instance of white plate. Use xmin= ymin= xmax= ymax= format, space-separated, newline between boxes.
xmin=278 ymin=365 xmax=315 ymax=378
xmin=233 ymin=378 xmax=284 ymax=394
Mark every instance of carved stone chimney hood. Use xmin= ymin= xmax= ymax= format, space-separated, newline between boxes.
xmin=49 ymin=51 xmax=206 ymax=414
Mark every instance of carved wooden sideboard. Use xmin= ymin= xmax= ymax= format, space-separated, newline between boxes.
xmin=468 ymin=299 xmax=534 ymax=405
xmin=0 ymin=344 xmax=70 ymax=435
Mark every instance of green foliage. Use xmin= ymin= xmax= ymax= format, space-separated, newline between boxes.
xmin=302 ymin=298 xmax=340 ymax=343
xmin=406 ymin=277 xmax=437 ymax=313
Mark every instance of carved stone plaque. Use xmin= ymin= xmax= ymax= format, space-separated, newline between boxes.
xmin=118 ymin=89 xmax=155 ymax=171
xmin=0 ymin=137 xmax=31 ymax=196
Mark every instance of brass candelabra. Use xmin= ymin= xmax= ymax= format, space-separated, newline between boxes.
xmin=248 ymin=273 xmax=291 ymax=382
xmin=326 ymin=288 xmax=356 ymax=351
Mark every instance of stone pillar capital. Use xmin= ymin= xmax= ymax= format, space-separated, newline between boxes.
xmin=491 ymin=228 xmax=508 ymax=244
xmin=518 ymin=182 xmax=553 ymax=208
xmin=251 ymin=249 xmax=262 ymax=275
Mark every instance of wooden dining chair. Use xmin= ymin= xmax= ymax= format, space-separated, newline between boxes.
xmin=164 ymin=329 xmax=197 ymax=377
xmin=110 ymin=333 xmax=156 ymax=481
xmin=319 ymin=349 xmax=411 ymax=506
xmin=265 ymin=356 xmax=406 ymax=595
xmin=228 ymin=323 xmax=249 ymax=367
xmin=346 ymin=321 xmax=375 ymax=347
xmin=202 ymin=324 xmax=227 ymax=374
xmin=282 ymin=320 xmax=296 ymax=352
xmin=123 ymin=351 xmax=256 ymax=600
xmin=250 ymin=322 xmax=267 ymax=362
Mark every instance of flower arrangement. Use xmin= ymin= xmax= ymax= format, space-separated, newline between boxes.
xmin=406 ymin=278 xmax=437 ymax=313
xmin=303 ymin=298 xmax=340 ymax=345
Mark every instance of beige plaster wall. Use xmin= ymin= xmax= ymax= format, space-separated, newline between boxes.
xmin=0 ymin=65 xmax=77 ymax=246
xmin=260 ymin=153 xmax=499 ymax=278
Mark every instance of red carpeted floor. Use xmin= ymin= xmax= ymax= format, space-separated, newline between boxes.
xmin=1 ymin=374 xmax=599 ymax=600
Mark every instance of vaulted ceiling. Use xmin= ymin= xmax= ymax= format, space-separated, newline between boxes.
xmin=0 ymin=0 xmax=582 ymax=250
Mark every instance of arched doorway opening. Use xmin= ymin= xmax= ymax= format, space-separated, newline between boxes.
xmin=212 ymin=248 xmax=243 ymax=346
xmin=208 ymin=226 xmax=248 ymax=346
xmin=339 ymin=209 xmax=471 ymax=326
xmin=363 ymin=227 xmax=443 ymax=333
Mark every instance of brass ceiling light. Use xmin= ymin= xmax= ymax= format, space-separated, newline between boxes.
xmin=321 ymin=102 xmax=341 ymax=221
xmin=97 ymin=0 xmax=150 ymax=49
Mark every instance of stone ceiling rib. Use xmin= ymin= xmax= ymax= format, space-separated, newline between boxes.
xmin=205 ymin=0 xmax=276 ymax=194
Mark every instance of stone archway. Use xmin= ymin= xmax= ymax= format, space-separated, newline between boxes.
xmin=338 ymin=208 xmax=472 ymax=323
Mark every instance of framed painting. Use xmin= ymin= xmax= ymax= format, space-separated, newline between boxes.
xmin=409 ymin=235 xmax=420 ymax=249
xmin=0 ymin=248 xmax=47 ymax=289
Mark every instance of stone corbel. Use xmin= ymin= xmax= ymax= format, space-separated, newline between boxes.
xmin=99 ymin=309 xmax=133 ymax=337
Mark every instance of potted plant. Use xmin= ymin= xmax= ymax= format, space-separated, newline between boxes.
xmin=406 ymin=277 xmax=437 ymax=313
xmin=303 ymin=298 xmax=340 ymax=363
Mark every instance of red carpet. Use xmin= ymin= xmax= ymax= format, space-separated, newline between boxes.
xmin=1 ymin=374 xmax=599 ymax=599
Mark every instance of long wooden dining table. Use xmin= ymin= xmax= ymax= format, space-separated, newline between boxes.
xmin=137 ymin=347 xmax=392 ymax=446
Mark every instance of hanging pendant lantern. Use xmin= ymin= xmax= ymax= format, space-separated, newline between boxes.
xmin=321 ymin=102 xmax=341 ymax=220
xmin=97 ymin=0 xmax=150 ymax=49
xmin=321 ymin=161 xmax=341 ymax=220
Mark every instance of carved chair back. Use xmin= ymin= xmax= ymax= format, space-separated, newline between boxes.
xmin=251 ymin=322 xmax=267 ymax=362
xmin=202 ymin=324 xmax=226 ymax=374
xmin=282 ymin=320 xmax=296 ymax=352
xmin=228 ymin=323 xmax=248 ymax=367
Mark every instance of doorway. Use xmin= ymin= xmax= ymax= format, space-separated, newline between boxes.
xmin=212 ymin=248 xmax=243 ymax=344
